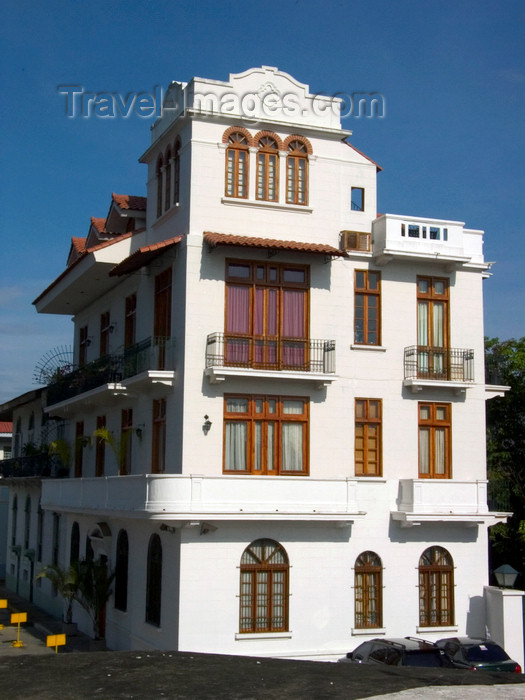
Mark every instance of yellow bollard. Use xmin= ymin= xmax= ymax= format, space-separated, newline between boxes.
xmin=46 ymin=633 xmax=66 ymax=654
xmin=10 ymin=612 xmax=27 ymax=647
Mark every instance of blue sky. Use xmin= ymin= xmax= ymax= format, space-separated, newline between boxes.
xmin=1 ymin=0 xmax=524 ymax=403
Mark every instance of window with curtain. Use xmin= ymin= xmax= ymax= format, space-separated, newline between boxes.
xmin=115 ymin=529 xmax=129 ymax=612
xmin=286 ymin=138 xmax=308 ymax=205
xmin=354 ymin=270 xmax=381 ymax=345
xmin=225 ymin=132 xmax=249 ymax=198
xmin=120 ymin=409 xmax=133 ymax=475
xmin=24 ymin=497 xmax=31 ymax=550
xmin=146 ymin=534 xmax=162 ymax=626
xmin=99 ymin=311 xmax=110 ymax=357
xmin=95 ymin=415 xmax=106 ymax=477
xmin=164 ymin=145 xmax=171 ymax=212
xmin=256 ymin=136 xmax=279 ymax=201
xmin=354 ymin=551 xmax=382 ymax=628
xmin=225 ymin=260 xmax=309 ymax=370
xmin=11 ymin=495 xmax=17 ymax=546
xmin=78 ymin=326 xmax=88 ymax=368
xmin=124 ymin=293 xmax=137 ymax=349
xmin=417 ymin=277 xmax=449 ymax=379
xmin=419 ymin=546 xmax=454 ymax=626
xmin=418 ymin=402 xmax=451 ymax=478
xmin=74 ymin=421 xmax=84 ymax=478
xmin=355 ymin=399 xmax=382 ymax=476
xmin=239 ymin=539 xmax=289 ymax=633
xmin=224 ymin=395 xmax=308 ymax=475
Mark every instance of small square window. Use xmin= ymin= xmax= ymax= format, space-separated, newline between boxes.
xmin=351 ymin=187 xmax=365 ymax=211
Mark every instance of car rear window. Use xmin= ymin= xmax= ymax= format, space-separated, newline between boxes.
xmin=405 ymin=651 xmax=444 ymax=667
xmin=464 ymin=643 xmax=510 ymax=663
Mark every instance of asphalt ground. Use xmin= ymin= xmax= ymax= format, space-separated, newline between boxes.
xmin=1 ymin=585 xmax=525 ymax=699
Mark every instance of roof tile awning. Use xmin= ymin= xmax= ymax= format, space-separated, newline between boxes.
xmin=110 ymin=236 xmax=183 ymax=276
xmin=203 ymin=232 xmax=346 ymax=257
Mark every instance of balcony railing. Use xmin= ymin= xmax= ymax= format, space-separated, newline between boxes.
xmin=206 ymin=333 xmax=336 ymax=374
xmin=46 ymin=336 xmax=175 ymax=406
xmin=0 ymin=454 xmax=68 ymax=479
xmin=404 ymin=346 xmax=474 ymax=382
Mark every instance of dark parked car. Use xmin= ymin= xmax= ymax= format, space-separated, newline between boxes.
xmin=436 ymin=637 xmax=522 ymax=672
xmin=339 ymin=637 xmax=452 ymax=668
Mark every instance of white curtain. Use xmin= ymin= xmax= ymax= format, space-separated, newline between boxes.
xmin=225 ymin=422 xmax=247 ymax=470
xmin=435 ymin=428 xmax=445 ymax=474
xmin=419 ymin=428 xmax=430 ymax=474
xmin=282 ymin=423 xmax=303 ymax=471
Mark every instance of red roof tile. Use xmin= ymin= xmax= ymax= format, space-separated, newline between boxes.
xmin=110 ymin=236 xmax=183 ymax=276
xmin=112 ymin=193 xmax=147 ymax=211
xmin=203 ymin=232 xmax=346 ymax=257
xmin=71 ymin=237 xmax=87 ymax=254
xmin=0 ymin=421 xmax=12 ymax=433
xmin=90 ymin=217 xmax=106 ymax=233
xmin=343 ymin=140 xmax=382 ymax=172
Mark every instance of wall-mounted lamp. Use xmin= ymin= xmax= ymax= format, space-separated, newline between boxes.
xmin=203 ymin=415 xmax=212 ymax=435
xmin=135 ymin=424 xmax=145 ymax=440
xmin=494 ymin=564 xmax=519 ymax=588
xmin=109 ymin=322 xmax=117 ymax=333
xmin=85 ymin=336 xmax=94 ymax=347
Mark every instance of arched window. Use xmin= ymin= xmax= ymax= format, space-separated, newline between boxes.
xmin=115 ymin=529 xmax=129 ymax=612
xmin=37 ymin=501 xmax=43 ymax=561
xmin=156 ymin=155 xmax=163 ymax=218
xmin=419 ymin=546 xmax=454 ymax=626
xmin=354 ymin=551 xmax=382 ymax=629
xmin=164 ymin=146 xmax=172 ymax=212
xmin=256 ymin=136 xmax=279 ymax=201
xmin=239 ymin=539 xmax=289 ymax=633
xmin=14 ymin=418 xmax=22 ymax=457
xmin=173 ymin=138 xmax=181 ymax=205
xmin=11 ymin=495 xmax=18 ymax=546
xmin=225 ymin=132 xmax=249 ymax=198
xmin=24 ymin=497 xmax=31 ymax=551
xmin=286 ymin=138 xmax=309 ymax=205
xmin=146 ymin=534 xmax=162 ymax=626
xmin=86 ymin=535 xmax=94 ymax=562
xmin=70 ymin=522 xmax=80 ymax=564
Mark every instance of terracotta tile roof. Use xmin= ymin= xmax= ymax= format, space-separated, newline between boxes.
xmin=112 ymin=193 xmax=147 ymax=211
xmin=344 ymin=140 xmax=382 ymax=172
xmin=71 ymin=237 xmax=87 ymax=254
xmin=110 ymin=236 xmax=183 ymax=276
xmin=90 ymin=217 xmax=106 ymax=233
xmin=0 ymin=421 xmax=12 ymax=433
xmin=203 ymin=232 xmax=346 ymax=257
xmin=34 ymin=232 xmax=134 ymax=305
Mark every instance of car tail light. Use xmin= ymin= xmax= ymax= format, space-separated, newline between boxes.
xmin=513 ymin=663 xmax=522 ymax=673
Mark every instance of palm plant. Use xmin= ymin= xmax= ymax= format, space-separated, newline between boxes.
xmin=76 ymin=558 xmax=116 ymax=639
xmin=36 ymin=562 xmax=80 ymax=623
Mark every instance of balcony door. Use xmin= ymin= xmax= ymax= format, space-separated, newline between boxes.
xmin=154 ymin=268 xmax=172 ymax=370
xmin=417 ymin=277 xmax=449 ymax=379
xmin=225 ymin=261 xmax=308 ymax=370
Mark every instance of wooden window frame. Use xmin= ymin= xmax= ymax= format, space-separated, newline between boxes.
xmin=419 ymin=546 xmax=454 ymax=627
xmin=354 ymin=270 xmax=381 ymax=346
xmin=120 ymin=409 xmax=133 ymax=476
xmin=173 ymin=139 xmax=181 ymax=205
xmin=223 ymin=394 xmax=309 ymax=475
xmin=95 ymin=415 xmax=106 ymax=477
xmin=355 ymin=399 xmax=382 ymax=476
xmin=418 ymin=402 xmax=451 ymax=478
xmin=152 ymin=398 xmax=166 ymax=474
xmin=416 ymin=276 xmax=449 ymax=347
xmin=70 ymin=521 xmax=80 ymax=565
xmin=354 ymin=551 xmax=383 ymax=629
xmin=256 ymin=136 xmax=279 ymax=202
xmin=156 ymin=155 xmax=163 ymax=218
xmin=74 ymin=421 xmax=84 ymax=478
xmin=225 ymin=132 xmax=249 ymax=199
xmin=286 ymin=139 xmax=308 ymax=205
xmin=239 ymin=539 xmax=289 ymax=633
xmin=164 ymin=146 xmax=172 ymax=212
xmin=124 ymin=293 xmax=137 ymax=349
xmin=99 ymin=311 xmax=111 ymax=357
xmin=24 ymin=496 xmax=31 ymax=551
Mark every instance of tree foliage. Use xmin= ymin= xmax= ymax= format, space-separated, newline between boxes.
xmin=485 ymin=337 xmax=525 ymax=583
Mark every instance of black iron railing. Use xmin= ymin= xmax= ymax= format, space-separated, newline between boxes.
xmin=0 ymin=454 xmax=68 ymax=479
xmin=206 ymin=333 xmax=336 ymax=373
xmin=46 ymin=336 xmax=176 ymax=406
xmin=404 ymin=345 xmax=474 ymax=382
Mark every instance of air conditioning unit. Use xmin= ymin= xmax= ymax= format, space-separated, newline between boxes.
xmin=341 ymin=230 xmax=370 ymax=252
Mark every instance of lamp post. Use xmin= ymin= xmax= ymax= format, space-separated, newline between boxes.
xmin=494 ymin=564 xmax=519 ymax=588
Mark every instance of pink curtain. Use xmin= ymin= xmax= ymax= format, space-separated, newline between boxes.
xmin=282 ymin=290 xmax=306 ymax=368
xmin=226 ymin=286 xmax=250 ymax=364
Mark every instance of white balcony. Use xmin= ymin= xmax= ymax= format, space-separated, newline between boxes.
xmin=41 ymin=474 xmax=363 ymax=524
xmin=392 ymin=479 xmax=510 ymax=527
xmin=371 ymin=214 xmax=486 ymax=269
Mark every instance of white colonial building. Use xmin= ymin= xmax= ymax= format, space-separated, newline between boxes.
xmin=0 ymin=67 xmax=510 ymax=659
